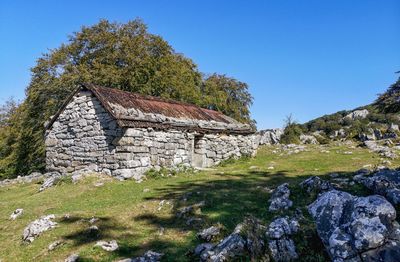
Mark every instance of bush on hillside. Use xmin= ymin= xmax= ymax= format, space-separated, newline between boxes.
xmin=376 ymin=76 xmax=400 ymax=113
xmin=280 ymin=115 xmax=303 ymax=144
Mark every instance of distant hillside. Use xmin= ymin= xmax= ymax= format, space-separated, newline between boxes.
xmin=299 ymin=76 xmax=400 ymax=141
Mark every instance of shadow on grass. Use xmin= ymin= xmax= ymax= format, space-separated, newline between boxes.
xmin=59 ymin=168 xmax=372 ymax=261
xmin=133 ymin=169 xmax=373 ymax=261
xmin=59 ymin=215 xmax=129 ymax=247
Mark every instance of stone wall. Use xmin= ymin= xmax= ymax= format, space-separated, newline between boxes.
xmin=45 ymin=90 xmax=258 ymax=180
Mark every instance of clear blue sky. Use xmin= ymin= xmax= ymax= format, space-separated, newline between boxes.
xmin=0 ymin=0 xmax=399 ymax=129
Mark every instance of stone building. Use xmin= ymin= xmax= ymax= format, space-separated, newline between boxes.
xmin=45 ymin=83 xmax=258 ymax=180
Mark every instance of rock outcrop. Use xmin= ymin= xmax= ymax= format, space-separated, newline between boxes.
xmin=258 ymin=128 xmax=283 ymax=145
xmin=344 ymin=109 xmax=369 ymax=120
xmin=364 ymin=141 xmax=397 ymax=159
xmin=269 ymin=183 xmax=293 ymax=212
xmin=309 ymin=190 xmax=400 ymax=261
xmin=199 ymin=224 xmax=246 ymax=261
xmin=267 ymin=217 xmax=299 ymax=262
xmin=357 ymin=168 xmax=400 ymax=206
xmin=197 ymin=226 xmax=221 ymax=242
xmin=299 ymin=176 xmax=333 ymax=195
xmin=300 ymin=134 xmax=318 ymax=145
xmin=22 ymin=215 xmax=57 ymax=243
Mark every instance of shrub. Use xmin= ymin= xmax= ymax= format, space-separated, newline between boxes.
xmin=280 ymin=114 xmax=302 ymax=144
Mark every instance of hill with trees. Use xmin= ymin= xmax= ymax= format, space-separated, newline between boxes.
xmin=281 ymin=76 xmax=400 ymax=144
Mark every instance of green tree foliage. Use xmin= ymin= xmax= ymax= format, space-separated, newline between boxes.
xmin=280 ymin=114 xmax=303 ymax=144
xmin=0 ymin=19 xmax=253 ymax=178
xmin=0 ymin=98 xmax=20 ymax=177
xmin=201 ymin=74 xmax=253 ymax=124
xmin=376 ymin=75 xmax=400 ymax=113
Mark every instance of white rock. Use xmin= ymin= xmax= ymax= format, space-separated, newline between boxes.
xmin=95 ymin=240 xmax=119 ymax=252
xmin=10 ymin=209 xmax=23 ymax=220
xmin=22 ymin=215 xmax=57 ymax=243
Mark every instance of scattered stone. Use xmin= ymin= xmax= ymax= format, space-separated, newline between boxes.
xmin=88 ymin=225 xmax=99 ymax=235
xmin=249 ymin=166 xmax=259 ymax=170
xmin=0 ymin=171 xmax=49 ymax=187
xmin=10 ymin=208 xmax=24 ymax=220
xmin=22 ymin=214 xmax=57 ymax=243
xmin=197 ymin=226 xmax=221 ymax=242
xmin=95 ymin=240 xmax=118 ymax=252
xmin=268 ymin=183 xmax=292 ymax=212
xmin=389 ymin=123 xmax=399 ymax=132
xmin=176 ymin=201 xmax=205 ymax=218
xmin=262 ymin=186 xmax=274 ymax=193
xmin=267 ymin=217 xmax=299 ymax=262
xmin=281 ymin=144 xmax=307 ymax=155
xmin=89 ymin=217 xmax=99 ymax=224
xmin=65 ymin=254 xmax=79 ymax=262
xmin=48 ymin=240 xmax=63 ymax=251
xmin=267 ymin=166 xmax=274 ymax=170
xmin=308 ymin=190 xmax=400 ymax=261
xmin=158 ymin=226 xmax=165 ymax=236
xmin=299 ymin=176 xmax=333 ymax=195
xmin=199 ymin=224 xmax=246 ymax=261
xmin=143 ymin=188 xmax=150 ymax=193
xmin=39 ymin=173 xmax=62 ymax=192
xmin=157 ymin=200 xmax=166 ymax=211
xmin=118 ymin=250 xmax=163 ymax=262
xmin=300 ymin=134 xmax=318 ymax=145
xmin=94 ymin=182 xmax=104 ymax=187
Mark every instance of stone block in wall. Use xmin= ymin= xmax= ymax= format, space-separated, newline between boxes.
xmin=120 ymin=160 xmax=141 ymax=168
xmin=206 ymin=151 xmax=217 ymax=158
xmin=140 ymin=157 xmax=150 ymax=167
xmin=124 ymin=129 xmax=143 ymax=137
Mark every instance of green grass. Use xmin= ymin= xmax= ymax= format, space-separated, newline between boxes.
xmin=0 ymin=143 xmax=398 ymax=261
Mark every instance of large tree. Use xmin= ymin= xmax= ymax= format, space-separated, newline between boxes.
xmin=201 ymin=74 xmax=253 ymax=124
xmin=0 ymin=19 xmax=253 ymax=177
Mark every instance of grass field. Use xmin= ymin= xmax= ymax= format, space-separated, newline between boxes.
xmin=0 ymin=143 xmax=398 ymax=262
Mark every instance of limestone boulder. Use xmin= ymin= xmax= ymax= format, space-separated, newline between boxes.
xmin=267 ymin=217 xmax=299 ymax=261
xmin=268 ymin=183 xmax=293 ymax=212
xmin=22 ymin=214 xmax=57 ymax=243
xmin=299 ymin=176 xmax=333 ymax=195
xmin=308 ymin=190 xmax=400 ymax=261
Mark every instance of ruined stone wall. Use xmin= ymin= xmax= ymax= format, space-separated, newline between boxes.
xmin=45 ymin=90 xmax=258 ymax=180
xmin=193 ymin=133 xmax=259 ymax=168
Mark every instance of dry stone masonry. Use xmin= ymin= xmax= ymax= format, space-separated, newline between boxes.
xmin=45 ymin=84 xmax=258 ymax=180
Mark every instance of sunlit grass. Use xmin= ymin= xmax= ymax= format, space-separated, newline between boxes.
xmin=0 ymin=143 xmax=398 ymax=261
